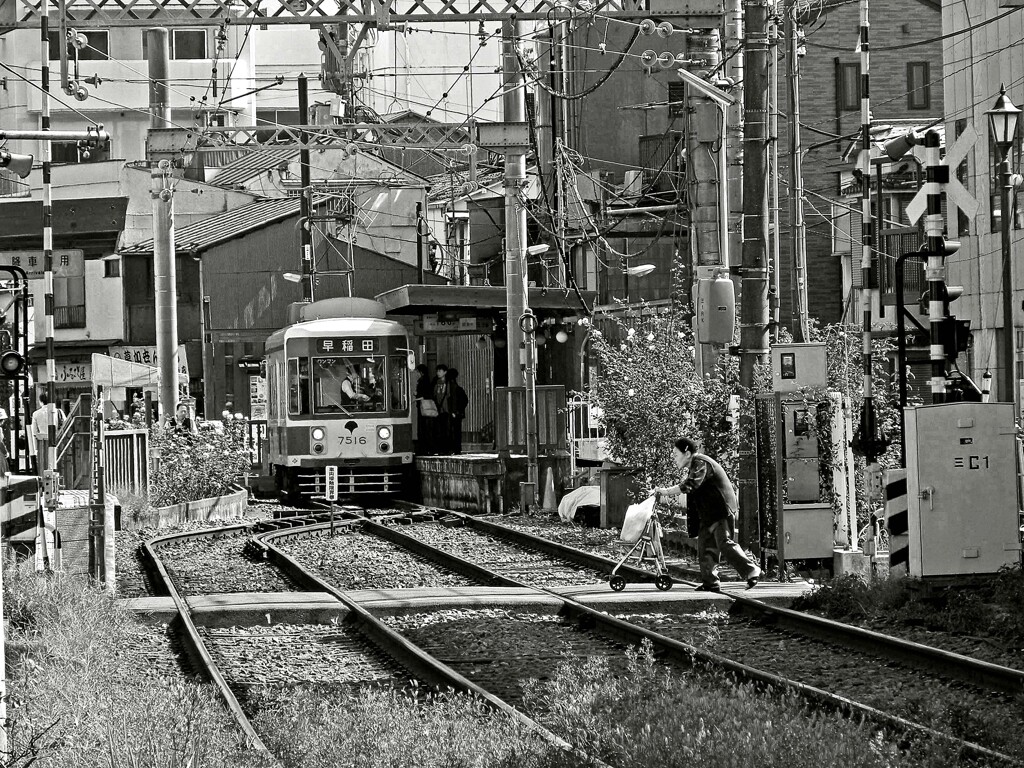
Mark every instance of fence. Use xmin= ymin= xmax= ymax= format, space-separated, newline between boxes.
xmin=495 ymin=386 xmax=566 ymax=456
xmin=104 ymin=429 xmax=149 ymax=497
xmin=566 ymin=393 xmax=607 ymax=476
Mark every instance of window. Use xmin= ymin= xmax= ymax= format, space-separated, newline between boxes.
xmin=388 ymin=355 xmax=409 ymax=412
xmin=103 ymin=258 xmax=120 ymax=278
xmin=54 ymin=274 xmax=86 ymax=329
xmin=836 ymin=62 xmax=860 ymax=111
xmin=48 ymin=30 xmax=108 ymax=61
xmin=173 ymin=29 xmax=207 ymax=59
xmin=255 ymin=109 xmax=302 ymax=142
xmin=312 ymin=356 xmax=386 ymax=415
xmin=907 ymin=62 xmax=931 ymax=110
xmin=288 ymin=357 xmax=310 ymax=416
xmin=143 ymin=28 xmax=207 ymax=59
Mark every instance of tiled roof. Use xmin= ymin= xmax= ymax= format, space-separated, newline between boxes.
xmin=119 ymin=197 xmax=300 ymax=256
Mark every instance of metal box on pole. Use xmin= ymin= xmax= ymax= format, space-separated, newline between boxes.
xmin=904 ymin=402 xmax=1021 ymax=579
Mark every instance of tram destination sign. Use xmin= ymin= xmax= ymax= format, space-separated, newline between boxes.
xmin=316 ymin=338 xmax=378 ymax=354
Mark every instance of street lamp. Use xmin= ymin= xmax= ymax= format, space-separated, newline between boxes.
xmin=986 ymin=85 xmax=1021 ymax=406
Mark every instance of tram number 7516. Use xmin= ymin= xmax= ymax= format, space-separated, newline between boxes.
xmin=339 ymin=436 xmax=367 ymax=445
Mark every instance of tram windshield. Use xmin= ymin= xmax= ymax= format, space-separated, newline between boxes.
xmin=313 ymin=356 xmax=387 ymax=414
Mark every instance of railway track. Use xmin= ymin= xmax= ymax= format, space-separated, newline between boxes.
xmin=142 ymin=504 xmax=600 ymax=766
xmin=254 ymin=507 xmax=1023 ymax=765
xmin=132 ymin=501 xmax=1024 ymax=765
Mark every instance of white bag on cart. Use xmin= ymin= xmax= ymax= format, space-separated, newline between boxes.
xmin=619 ymin=496 xmax=656 ymax=544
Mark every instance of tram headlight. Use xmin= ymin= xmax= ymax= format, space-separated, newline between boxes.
xmin=377 ymin=426 xmax=391 ymax=441
xmin=311 ymin=427 xmax=326 ymax=441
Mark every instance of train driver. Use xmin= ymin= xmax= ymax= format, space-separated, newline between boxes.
xmin=341 ymin=368 xmax=371 ymax=404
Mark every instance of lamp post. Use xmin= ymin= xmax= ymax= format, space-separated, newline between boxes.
xmin=986 ymin=85 xmax=1021 ymax=408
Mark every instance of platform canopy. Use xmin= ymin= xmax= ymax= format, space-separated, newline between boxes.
xmin=375 ymin=284 xmax=596 ymax=316
xmin=90 ymin=353 xmax=186 ymax=389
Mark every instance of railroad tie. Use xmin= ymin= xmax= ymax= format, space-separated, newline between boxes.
xmin=885 ymin=469 xmax=909 ymax=575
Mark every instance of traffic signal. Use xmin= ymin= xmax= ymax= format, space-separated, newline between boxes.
xmin=0 ymin=349 xmax=25 ymax=379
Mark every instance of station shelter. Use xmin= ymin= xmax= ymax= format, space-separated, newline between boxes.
xmin=376 ymin=283 xmax=596 ymax=512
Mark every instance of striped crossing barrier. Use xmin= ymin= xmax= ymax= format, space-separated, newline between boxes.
xmin=885 ymin=468 xmax=909 ymax=574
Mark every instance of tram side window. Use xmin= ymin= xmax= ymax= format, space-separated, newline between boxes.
xmin=288 ymin=357 xmax=310 ymax=416
xmin=389 ymin=355 xmax=409 ymax=412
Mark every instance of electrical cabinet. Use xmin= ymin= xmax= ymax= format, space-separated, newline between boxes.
xmin=905 ymin=403 xmax=1022 ymax=578
xmin=777 ymin=397 xmax=834 ymax=560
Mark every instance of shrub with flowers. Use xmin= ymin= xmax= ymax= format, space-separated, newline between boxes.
xmin=587 ymin=312 xmax=746 ymax=490
xmin=149 ymin=421 xmax=250 ymax=507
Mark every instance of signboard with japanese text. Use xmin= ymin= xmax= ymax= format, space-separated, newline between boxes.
xmin=417 ymin=315 xmax=492 ymax=335
xmin=249 ymin=375 xmax=267 ymax=420
xmin=107 ymin=344 xmax=189 ymax=381
xmin=315 ymin=338 xmax=378 ymax=355
xmin=36 ymin=362 xmax=92 ymax=385
xmin=0 ymin=250 xmax=84 ymax=280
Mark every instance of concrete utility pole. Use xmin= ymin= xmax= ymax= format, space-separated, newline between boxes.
xmin=737 ymin=0 xmax=770 ymax=554
xmin=501 ymin=19 xmax=538 ymax=503
xmin=147 ymin=28 xmax=179 ymax=423
xmin=784 ymin=1 xmax=809 ymax=342
xmin=724 ymin=0 xmax=744 ymax=278
xmin=298 ymin=74 xmax=314 ymax=303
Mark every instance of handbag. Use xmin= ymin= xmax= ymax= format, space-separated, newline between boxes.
xmin=419 ymin=399 xmax=439 ymax=417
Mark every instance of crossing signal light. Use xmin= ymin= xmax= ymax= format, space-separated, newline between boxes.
xmin=0 ymin=350 xmax=25 ymax=378
xmin=939 ymin=317 xmax=972 ymax=361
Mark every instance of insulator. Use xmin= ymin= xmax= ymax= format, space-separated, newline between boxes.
xmin=461 ymin=143 xmax=478 ymax=156
xmin=71 ymin=31 xmax=88 ymax=50
xmin=657 ymin=51 xmax=676 ymax=70
xmin=74 ymin=84 xmax=89 ymax=101
xmin=639 ymin=49 xmax=658 ymax=68
xmin=638 ymin=19 xmax=656 ymax=36
xmin=656 ymin=21 xmax=674 ymax=38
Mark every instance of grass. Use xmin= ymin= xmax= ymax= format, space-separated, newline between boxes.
xmin=791 ymin=566 xmax=1024 ymax=649
xmin=2 ymin=558 xmax=1007 ymax=767
xmin=2 ymin=560 xmax=274 ymax=768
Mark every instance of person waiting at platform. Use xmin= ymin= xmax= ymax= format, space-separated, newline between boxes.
xmin=414 ymin=364 xmax=438 ymax=454
xmin=29 ymin=391 xmax=65 ymax=475
xmin=444 ymin=368 xmax=469 ymax=455
xmin=432 ymin=364 xmax=451 ymax=454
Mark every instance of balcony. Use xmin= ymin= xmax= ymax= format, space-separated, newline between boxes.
xmin=55 ymin=305 xmax=86 ymax=329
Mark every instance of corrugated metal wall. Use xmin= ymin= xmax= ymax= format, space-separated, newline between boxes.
xmin=429 ymin=335 xmax=495 ymax=445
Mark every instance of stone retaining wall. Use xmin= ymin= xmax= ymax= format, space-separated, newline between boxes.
xmin=121 ymin=486 xmax=249 ymax=531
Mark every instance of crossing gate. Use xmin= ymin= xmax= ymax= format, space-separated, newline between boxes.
xmin=885 ymin=468 xmax=909 ymax=575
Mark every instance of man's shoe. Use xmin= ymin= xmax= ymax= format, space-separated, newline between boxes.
xmin=694 ymin=584 xmax=721 ymax=593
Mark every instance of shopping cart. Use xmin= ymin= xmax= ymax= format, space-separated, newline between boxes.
xmin=608 ymin=494 xmax=673 ymax=592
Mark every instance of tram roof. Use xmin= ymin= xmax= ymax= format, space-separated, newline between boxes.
xmin=266 ymin=316 xmax=407 ymax=351
xmin=375 ymin=284 xmax=596 ymax=317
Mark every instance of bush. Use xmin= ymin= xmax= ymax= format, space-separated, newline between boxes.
xmin=523 ymin=641 xmax=967 ymax=768
xmin=2 ymin=560 xmax=273 ymax=767
xmin=251 ymin=685 xmax=581 ymax=767
xmin=149 ymin=421 xmax=250 ymax=507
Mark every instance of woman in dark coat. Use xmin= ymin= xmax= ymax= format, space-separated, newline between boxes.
xmin=414 ymin=364 xmax=437 ymax=454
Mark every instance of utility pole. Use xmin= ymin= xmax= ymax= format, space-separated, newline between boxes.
xmin=768 ymin=15 xmax=780 ymax=341
xmin=502 ymin=19 xmax=538 ymax=505
xmin=785 ymin=1 xmax=809 ymax=342
xmin=147 ymin=28 xmax=179 ymax=424
xmin=298 ymin=74 xmax=314 ymax=303
xmin=737 ymin=0 xmax=770 ymax=554
xmin=39 ymin=11 xmax=56 ymax=576
xmin=724 ymin=0 xmax=745 ymax=273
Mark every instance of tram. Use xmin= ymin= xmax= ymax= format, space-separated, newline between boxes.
xmin=264 ymin=297 xmax=415 ymax=502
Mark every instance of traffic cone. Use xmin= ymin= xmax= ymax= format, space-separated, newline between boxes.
xmin=541 ymin=467 xmax=557 ymax=512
